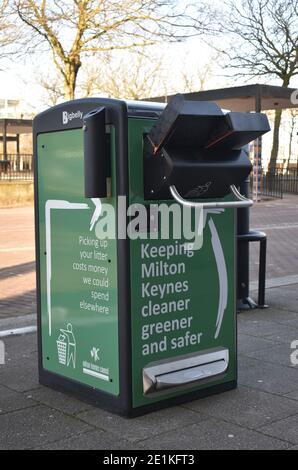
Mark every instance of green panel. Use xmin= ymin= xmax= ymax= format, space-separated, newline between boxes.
xmin=37 ymin=129 xmax=119 ymax=395
xmin=128 ymin=118 xmax=236 ymax=408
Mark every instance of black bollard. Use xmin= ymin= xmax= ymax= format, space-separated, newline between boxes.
xmin=237 ymin=177 xmax=257 ymax=310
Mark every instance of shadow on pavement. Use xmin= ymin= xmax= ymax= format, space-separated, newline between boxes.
xmin=0 ymin=289 xmax=36 ymax=317
xmin=0 ymin=261 xmax=35 ymax=280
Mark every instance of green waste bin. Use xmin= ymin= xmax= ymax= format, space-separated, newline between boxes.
xmin=34 ymin=95 xmax=269 ymax=416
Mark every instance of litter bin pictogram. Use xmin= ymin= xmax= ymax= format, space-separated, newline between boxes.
xmin=57 ymin=333 xmax=67 ymax=365
xmin=56 ymin=324 xmax=76 ymax=368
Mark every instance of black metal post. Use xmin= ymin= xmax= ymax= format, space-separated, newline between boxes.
xmin=3 ymin=119 xmax=7 ymax=160
xmin=258 ymin=237 xmax=267 ymax=308
xmin=237 ymin=177 xmax=257 ymax=310
xmin=16 ymin=134 xmax=20 ymax=154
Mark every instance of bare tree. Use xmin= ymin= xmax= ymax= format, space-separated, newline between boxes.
xmin=14 ymin=0 xmax=207 ymax=101
xmin=287 ymin=108 xmax=298 ymax=171
xmin=179 ymin=52 xmax=222 ymax=92
xmin=0 ymin=1 xmax=19 ymax=57
xmin=37 ymin=72 xmax=64 ymax=106
xmin=80 ymin=50 xmax=167 ymax=100
xmin=217 ymin=0 xmax=298 ymax=174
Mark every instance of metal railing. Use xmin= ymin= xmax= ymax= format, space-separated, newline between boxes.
xmin=261 ymin=172 xmax=284 ymax=198
xmin=0 ymin=154 xmax=33 ymax=181
xmin=250 ymin=168 xmax=298 ymax=199
xmin=250 ymin=172 xmax=284 ymax=199
xmin=276 ymin=169 xmax=298 ymax=195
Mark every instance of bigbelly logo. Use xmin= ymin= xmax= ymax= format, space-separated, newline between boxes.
xmin=62 ymin=110 xmax=83 ymax=125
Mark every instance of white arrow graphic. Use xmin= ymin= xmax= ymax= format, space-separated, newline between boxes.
xmin=45 ymin=199 xmax=101 ymax=336
xmin=208 ymin=217 xmax=228 ymax=339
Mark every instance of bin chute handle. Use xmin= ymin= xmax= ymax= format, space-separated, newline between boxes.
xmin=169 ymin=185 xmax=253 ymax=209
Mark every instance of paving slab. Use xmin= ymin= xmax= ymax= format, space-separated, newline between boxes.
xmin=0 ymin=334 xmax=39 ymax=392
xmin=284 ymin=390 xmax=298 ymax=401
xmin=237 ymin=333 xmax=280 ymax=355
xmin=182 ymin=385 xmax=298 ymax=429
xmin=238 ymin=308 xmax=298 ymax=326
xmin=2 ymin=332 xmax=37 ymax=366
xmin=27 ymin=387 xmax=94 ymax=416
xmin=0 ymin=313 xmax=36 ymax=331
xmin=238 ymin=356 xmax=298 ymax=395
xmin=267 ymin=309 xmax=298 ymax=328
xmin=244 ymin=343 xmax=298 ymax=368
xmin=77 ymin=406 xmax=206 ymax=443
xmin=139 ymin=418 xmax=291 ymax=450
xmin=265 ymin=284 xmax=298 ymax=313
xmin=0 ymin=385 xmax=36 ymax=415
xmin=237 ymin=316 xmax=298 ymax=340
xmin=37 ymin=430 xmax=143 ymax=450
xmin=249 ymin=196 xmax=298 ymax=282
xmin=0 ymin=332 xmax=39 ymax=392
xmin=258 ymin=414 xmax=298 ymax=445
xmin=0 ymin=404 xmax=92 ymax=450
xmin=0 ymin=361 xmax=40 ymax=393
xmin=251 ymin=274 xmax=298 ymax=292
xmin=265 ymin=328 xmax=298 ymax=345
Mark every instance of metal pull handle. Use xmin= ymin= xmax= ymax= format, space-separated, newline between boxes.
xmin=169 ymin=184 xmax=253 ymax=209
xmin=155 ymin=360 xmax=228 ymax=391
xmin=143 ymin=348 xmax=229 ymax=395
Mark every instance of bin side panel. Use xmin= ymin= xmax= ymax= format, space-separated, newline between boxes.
xmin=128 ymin=118 xmax=237 ymax=408
xmin=37 ymin=128 xmax=119 ymax=396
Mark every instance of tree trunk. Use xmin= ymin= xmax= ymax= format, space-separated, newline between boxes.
xmin=63 ymin=61 xmax=81 ymax=101
xmin=268 ymin=79 xmax=289 ymax=175
xmin=268 ymin=108 xmax=282 ymax=175
xmin=287 ymin=123 xmax=294 ymax=172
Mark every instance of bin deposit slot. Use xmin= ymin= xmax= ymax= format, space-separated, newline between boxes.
xmin=143 ymin=347 xmax=229 ymax=395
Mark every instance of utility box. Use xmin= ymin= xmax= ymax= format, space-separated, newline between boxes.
xmin=34 ymin=96 xmax=269 ymax=416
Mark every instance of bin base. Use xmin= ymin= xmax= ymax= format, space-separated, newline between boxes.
xmin=127 ymin=380 xmax=237 ymax=418
xmin=39 ymin=367 xmax=236 ymax=418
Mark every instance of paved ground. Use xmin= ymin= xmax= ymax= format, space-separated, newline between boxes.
xmin=0 ymin=282 xmax=297 ymax=450
xmin=0 ymin=196 xmax=297 ymax=449
xmin=249 ymin=195 xmax=298 ymax=282
xmin=0 ymin=206 xmax=35 ymax=317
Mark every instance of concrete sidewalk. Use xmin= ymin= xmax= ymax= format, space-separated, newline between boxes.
xmin=0 ymin=196 xmax=297 ymax=449
xmin=0 ymin=282 xmax=297 ymax=450
xmin=249 ymin=194 xmax=298 ymax=282
xmin=0 ymin=206 xmax=35 ymax=317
